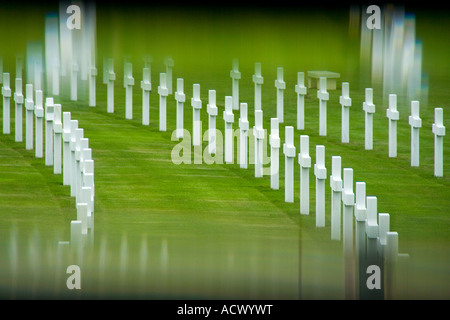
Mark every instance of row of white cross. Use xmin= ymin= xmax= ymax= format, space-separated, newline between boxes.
xmin=0 ymin=74 xmax=95 ymax=252
xmin=97 ymin=59 xmax=409 ymax=297
xmin=97 ymin=59 xmax=446 ymax=178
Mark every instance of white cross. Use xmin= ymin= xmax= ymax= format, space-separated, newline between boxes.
xmin=339 ymin=82 xmax=352 ymax=143
xmin=386 ymin=94 xmax=399 ymax=157
xmin=363 ymin=88 xmax=375 ymax=150
xmin=365 ymin=196 xmax=379 ymax=270
xmin=354 ymin=181 xmax=367 ymax=286
xmin=366 ymin=195 xmax=379 ymax=239
xmin=223 ymin=96 xmax=234 ymax=164
xmin=24 ymin=83 xmax=34 ymax=150
xmin=74 ymin=128 xmax=85 ymax=202
xmin=53 ymin=103 xmax=63 ymax=174
xmin=14 ymin=78 xmax=23 ymax=142
xmin=330 ymin=156 xmax=342 ymax=240
xmin=207 ymin=90 xmax=218 ymax=155
xmin=83 ymin=159 xmax=95 ymax=200
xmin=295 ymin=72 xmax=307 ymax=130
xmin=432 ymin=108 xmax=446 ymax=177
xmin=343 ymin=167 xmax=355 ymax=299
xmin=298 ymin=135 xmax=311 ymax=214
xmin=2 ymin=72 xmax=11 ymax=134
xmin=158 ymin=73 xmax=169 ymax=132
xmin=283 ymin=126 xmax=296 ymax=203
xmin=45 ymin=97 xmax=55 ymax=166
xmin=408 ymin=100 xmax=422 ymax=167
xmin=69 ymin=120 xmax=79 ymax=197
xmin=141 ymin=67 xmax=151 ymax=126
xmin=269 ymin=118 xmax=280 ymax=190
xmin=63 ymin=112 xmax=72 ymax=186
xmin=230 ymin=58 xmax=241 ymax=110
xmin=317 ymin=77 xmax=329 ymax=136
xmin=314 ymin=145 xmax=327 ymax=227
xmin=124 ymin=62 xmax=135 ymax=120
xmin=342 ymin=168 xmax=355 ymax=254
xmin=175 ymin=78 xmax=185 ymax=138
xmin=253 ymin=110 xmax=264 ymax=178
xmin=34 ymin=90 xmax=44 ymax=158
xmin=164 ymin=56 xmax=174 ymax=95
xmin=191 ymin=84 xmax=202 ymax=146
xmin=239 ymin=102 xmax=249 ymax=169
xmin=104 ymin=59 xmax=115 ymax=113
xmin=275 ymin=67 xmax=286 ymax=123
xmin=89 ymin=65 xmax=97 ymax=107
xmin=253 ymin=62 xmax=263 ymax=114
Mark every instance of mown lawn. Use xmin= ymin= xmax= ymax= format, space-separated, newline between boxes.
xmin=0 ymin=3 xmax=449 ymax=299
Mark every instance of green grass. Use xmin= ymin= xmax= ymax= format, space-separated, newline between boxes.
xmin=0 ymin=4 xmax=449 ymax=299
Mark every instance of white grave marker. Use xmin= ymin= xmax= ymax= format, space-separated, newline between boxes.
xmin=343 ymin=167 xmax=355 ymax=300
xmin=342 ymin=168 xmax=355 ymax=254
xmin=432 ymin=108 xmax=445 ymax=177
xmin=70 ymin=62 xmax=78 ymax=101
xmin=207 ymin=90 xmax=217 ymax=154
xmin=252 ymin=62 xmax=263 ymax=113
xmin=45 ymin=98 xmax=55 ymax=166
xmin=77 ymin=201 xmax=89 ymax=236
xmin=164 ymin=57 xmax=174 ymax=95
xmin=124 ymin=62 xmax=134 ymax=120
xmin=378 ymin=213 xmax=390 ymax=258
xmin=317 ymin=77 xmax=329 ymax=136
xmin=158 ymin=73 xmax=168 ymax=132
xmin=14 ymin=78 xmax=24 ymax=142
xmin=24 ymin=84 xmax=34 ymax=150
xmin=254 ymin=110 xmax=264 ymax=178
xmin=298 ymin=135 xmax=311 ymax=214
xmin=84 ymin=159 xmax=95 ymax=200
xmin=239 ymin=102 xmax=249 ymax=169
xmin=366 ymin=196 xmax=379 ymax=265
xmin=77 ymin=138 xmax=89 ymax=202
xmin=408 ymin=100 xmax=422 ymax=167
xmin=80 ymin=185 xmax=94 ymax=234
xmin=2 ymin=73 xmax=11 ymax=134
xmin=230 ymin=59 xmax=240 ymax=111
xmin=314 ymin=145 xmax=327 ymax=227
xmin=386 ymin=94 xmax=399 ymax=157
xmin=223 ymin=96 xmax=234 ymax=164
xmin=275 ymin=67 xmax=286 ymax=123
xmin=283 ymin=126 xmax=296 ymax=203
xmin=175 ymin=78 xmax=185 ymax=138
xmin=74 ymin=129 xmax=85 ymax=202
xmin=88 ymin=65 xmax=97 ymax=107
xmin=295 ymin=72 xmax=307 ymax=130
xmin=63 ymin=112 xmax=72 ymax=185
xmin=191 ymin=84 xmax=202 ymax=146
xmin=104 ymin=59 xmax=115 ymax=113
xmin=354 ymin=181 xmax=367 ymax=297
xmin=363 ymin=88 xmax=375 ymax=150
xmin=34 ymin=90 xmax=44 ymax=158
xmin=53 ymin=104 xmax=62 ymax=174
xmin=269 ymin=118 xmax=280 ymax=190
xmin=70 ymin=120 xmax=79 ymax=197
xmin=339 ymin=82 xmax=352 ymax=143
xmin=141 ymin=67 xmax=151 ymax=126
xmin=330 ymin=156 xmax=343 ymax=241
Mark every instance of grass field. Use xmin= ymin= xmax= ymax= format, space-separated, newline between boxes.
xmin=0 ymin=3 xmax=449 ymax=299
